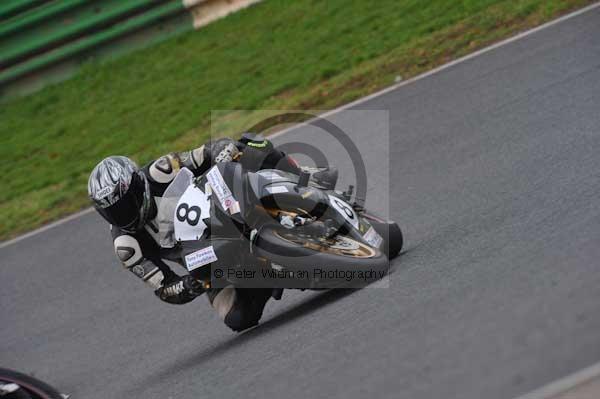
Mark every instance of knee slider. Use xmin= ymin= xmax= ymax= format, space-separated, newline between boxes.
xmin=211 ymin=286 xmax=260 ymax=332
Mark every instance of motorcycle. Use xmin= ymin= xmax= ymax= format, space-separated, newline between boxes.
xmin=0 ymin=368 xmax=68 ymax=399
xmin=156 ymin=162 xmax=403 ymax=289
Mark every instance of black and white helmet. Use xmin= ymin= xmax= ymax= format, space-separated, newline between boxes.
xmin=88 ymin=156 xmax=152 ymax=233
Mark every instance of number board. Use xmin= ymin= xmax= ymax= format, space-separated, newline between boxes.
xmin=174 ymin=184 xmax=211 ymax=242
xmin=327 ymin=195 xmax=359 ymax=229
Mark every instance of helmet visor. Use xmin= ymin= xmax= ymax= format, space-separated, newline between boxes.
xmin=98 ymin=173 xmax=146 ymax=229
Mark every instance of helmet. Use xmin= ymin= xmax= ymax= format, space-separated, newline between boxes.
xmin=88 ymin=156 xmax=153 ymax=233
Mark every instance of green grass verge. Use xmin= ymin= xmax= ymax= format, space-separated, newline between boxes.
xmin=0 ymin=0 xmax=595 ymax=241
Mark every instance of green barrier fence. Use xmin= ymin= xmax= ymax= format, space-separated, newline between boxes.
xmin=0 ymin=0 xmax=48 ymax=22
xmin=0 ymin=0 xmax=261 ymax=98
xmin=0 ymin=0 xmax=88 ymax=38
xmin=0 ymin=1 xmax=189 ymax=85
xmin=0 ymin=0 xmax=194 ymax=98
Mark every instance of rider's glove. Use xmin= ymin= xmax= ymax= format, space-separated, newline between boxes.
xmin=182 ymin=275 xmax=205 ymax=296
xmin=156 ymin=275 xmax=205 ymax=305
xmin=212 ymin=139 xmax=240 ymax=163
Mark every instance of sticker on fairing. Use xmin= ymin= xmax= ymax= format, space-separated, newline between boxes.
xmin=173 ymin=184 xmax=211 ymax=242
xmin=229 ymin=200 xmax=240 ymax=215
xmin=363 ymin=226 xmax=383 ymax=248
xmin=185 ymin=246 xmax=218 ymax=271
xmin=266 ymin=186 xmax=289 ymax=194
xmin=258 ymin=170 xmax=285 ymax=181
xmin=327 ymin=195 xmax=359 ymax=229
xmin=206 ymin=166 xmax=235 ymax=211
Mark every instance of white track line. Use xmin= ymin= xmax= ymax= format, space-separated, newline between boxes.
xmin=0 ymin=208 xmax=94 ymax=249
xmin=1 ymin=1 xmax=599 ymax=250
xmin=269 ymin=1 xmax=600 ymax=140
xmin=512 ymin=362 xmax=600 ymax=399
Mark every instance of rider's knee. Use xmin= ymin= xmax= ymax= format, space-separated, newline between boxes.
xmin=224 ymin=308 xmax=260 ymax=332
xmin=209 ymin=286 xmax=269 ymax=332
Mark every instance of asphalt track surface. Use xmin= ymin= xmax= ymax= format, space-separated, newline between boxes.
xmin=2 ymin=7 xmax=600 ymax=399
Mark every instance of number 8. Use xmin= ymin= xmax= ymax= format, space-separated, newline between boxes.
xmin=176 ymin=203 xmax=201 ymax=226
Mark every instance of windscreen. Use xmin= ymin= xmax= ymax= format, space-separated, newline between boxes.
xmin=156 ymin=168 xmax=194 ymax=248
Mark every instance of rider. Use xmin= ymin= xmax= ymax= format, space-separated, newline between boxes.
xmin=88 ymin=133 xmax=337 ymax=332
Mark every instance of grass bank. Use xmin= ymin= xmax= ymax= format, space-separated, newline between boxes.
xmin=0 ymin=0 xmax=595 ymax=240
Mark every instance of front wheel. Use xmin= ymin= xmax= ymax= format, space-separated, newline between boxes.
xmin=360 ymin=211 xmax=403 ymax=259
xmin=253 ymin=226 xmax=390 ymax=289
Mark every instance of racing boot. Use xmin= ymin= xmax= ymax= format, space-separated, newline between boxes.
xmin=271 ymin=288 xmax=284 ymax=300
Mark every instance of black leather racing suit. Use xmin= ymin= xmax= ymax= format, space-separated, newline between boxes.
xmin=110 ymin=137 xmax=300 ymax=331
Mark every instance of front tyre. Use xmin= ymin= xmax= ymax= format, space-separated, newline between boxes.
xmin=253 ymin=226 xmax=390 ymax=289
xmin=361 ymin=212 xmax=403 ymax=259
xmin=376 ymin=221 xmax=403 ymax=259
